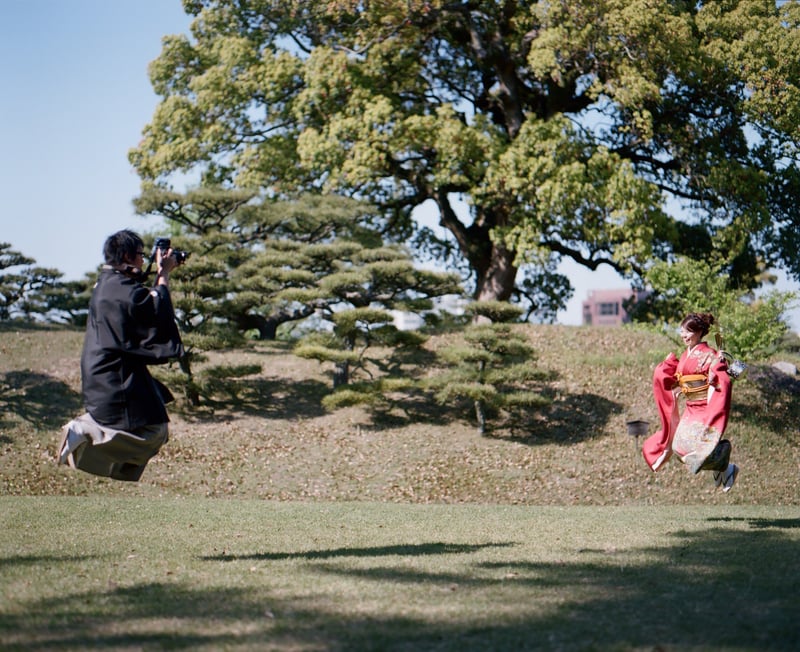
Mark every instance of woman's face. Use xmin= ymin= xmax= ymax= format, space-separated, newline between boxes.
xmin=679 ymin=326 xmax=702 ymax=348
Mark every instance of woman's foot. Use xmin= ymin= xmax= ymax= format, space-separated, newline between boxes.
xmin=721 ymin=463 xmax=739 ymax=493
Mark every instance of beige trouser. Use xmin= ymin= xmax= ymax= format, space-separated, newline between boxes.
xmin=57 ymin=413 xmax=168 ymax=482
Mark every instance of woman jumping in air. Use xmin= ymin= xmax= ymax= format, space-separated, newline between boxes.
xmin=642 ymin=312 xmax=739 ymax=491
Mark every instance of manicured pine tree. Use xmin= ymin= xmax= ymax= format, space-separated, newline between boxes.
xmin=0 ymin=243 xmax=70 ymax=322
xmin=20 ymin=276 xmax=93 ymax=326
xmin=291 ymin=242 xmax=462 ymax=390
xmin=134 ymin=187 xmax=462 ymax=405
xmin=424 ymin=300 xmax=550 ymax=436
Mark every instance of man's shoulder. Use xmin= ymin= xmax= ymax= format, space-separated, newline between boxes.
xmin=96 ymin=268 xmax=142 ymax=289
xmin=94 ymin=269 xmax=149 ymax=303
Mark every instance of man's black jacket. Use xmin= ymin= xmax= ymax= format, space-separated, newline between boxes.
xmin=81 ymin=267 xmax=184 ymax=430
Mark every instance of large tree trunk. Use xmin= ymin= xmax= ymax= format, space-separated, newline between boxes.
xmin=434 ymin=192 xmax=518 ymax=302
xmin=475 ymin=241 xmax=517 ymax=302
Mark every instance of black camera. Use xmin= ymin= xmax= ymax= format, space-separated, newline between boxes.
xmin=153 ymin=237 xmax=190 ymax=265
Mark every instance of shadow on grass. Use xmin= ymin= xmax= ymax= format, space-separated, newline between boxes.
xmin=355 ymin=390 xmax=473 ymax=429
xmin=0 ymin=354 xmax=618 ymax=451
xmin=0 ymin=321 xmax=67 ymax=334
xmin=173 ymin=377 xmax=331 ymax=422
xmin=746 ymin=364 xmax=800 ymax=397
xmin=173 ymin=381 xmax=623 ymax=447
xmin=202 ymin=541 xmax=516 ymax=562
xmin=486 ymin=392 xmax=624 ymax=446
xmin=331 ymin=375 xmax=622 ymax=446
xmin=707 ymin=516 xmax=800 ymax=529
xmin=0 ymin=370 xmax=82 ymax=432
xmin=3 ymin=524 xmax=797 ymax=651
xmin=732 ymin=364 xmax=800 ymax=444
xmin=0 ymin=553 xmax=101 ymax=569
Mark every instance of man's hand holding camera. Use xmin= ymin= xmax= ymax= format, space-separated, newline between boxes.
xmin=153 ymin=237 xmax=189 ymax=287
xmin=155 ymin=245 xmax=178 ymax=286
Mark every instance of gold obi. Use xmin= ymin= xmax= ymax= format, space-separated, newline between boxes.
xmin=677 ymin=373 xmax=709 ymax=401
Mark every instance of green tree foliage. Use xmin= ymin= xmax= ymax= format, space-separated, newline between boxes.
xmin=424 ymin=301 xmax=550 ymax=435
xmin=1 ymin=244 xmax=36 ymax=319
xmin=0 ymin=243 xmax=81 ymax=323
xmin=134 ymin=187 xmax=462 ymax=403
xmin=292 ymin=246 xmax=462 ymax=388
xmin=133 ymin=189 xmax=380 ymax=404
xmin=135 ymin=186 xmax=459 ymax=340
xmin=131 ymin=0 xmax=800 ymax=317
xmin=24 ymin=276 xmax=93 ymax=326
xmin=636 ymin=258 xmax=797 ymax=359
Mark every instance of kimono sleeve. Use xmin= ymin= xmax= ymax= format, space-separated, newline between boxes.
xmin=705 ymin=353 xmax=732 ymax=433
xmin=642 ymin=352 xmax=679 ymax=471
xmin=128 ymin=284 xmax=184 ymax=363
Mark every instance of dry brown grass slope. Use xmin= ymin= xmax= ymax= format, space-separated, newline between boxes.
xmin=2 ymin=321 xmax=799 ymax=504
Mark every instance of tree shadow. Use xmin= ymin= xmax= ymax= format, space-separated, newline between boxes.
xmin=488 ymin=391 xmax=624 ymax=446
xmin=0 ymin=321 xmax=63 ymax=334
xmin=335 ymin=386 xmax=622 ymax=446
xmin=706 ymin=516 xmax=800 ymax=529
xmin=0 ymin=370 xmax=82 ymax=432
xmin=171 ymin=377 xmax=331 ymax=422
xmin=732 ymin=364 xmax=800 ymax=443
xmin=2 ymin=524 xmax=797 ymax=650
xmin=0 ymin=553 xmax=102 ymax=569
xmin=202 ymin=541 xmax=517 ymax=562
xmin=359 ymin=390 xmax=470 ymax=428
xmin=746 ymin=364 xmax=800 ymax=397
xmin=0 ymin=348 xmax=612 ymax=447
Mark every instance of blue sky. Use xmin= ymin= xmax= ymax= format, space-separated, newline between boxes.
xmin=1 ymin=0 xmax=797 ymax=328
xmin=1 ymin=0 xmax=189 ymax=280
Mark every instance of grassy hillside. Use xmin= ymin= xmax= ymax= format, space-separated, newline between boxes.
xmin=1 ymin=321 xmax=799 ymax=504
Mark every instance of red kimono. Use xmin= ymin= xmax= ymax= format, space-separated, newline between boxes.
xmin=643 ymin=342 xmax=732 ymax=473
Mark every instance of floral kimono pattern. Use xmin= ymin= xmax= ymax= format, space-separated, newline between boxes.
xmin=642 ymin=342 xmax=732 ymax=473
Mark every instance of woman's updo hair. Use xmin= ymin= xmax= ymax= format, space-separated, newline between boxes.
xmin=681 ymin=312 xmax=715 ymax=337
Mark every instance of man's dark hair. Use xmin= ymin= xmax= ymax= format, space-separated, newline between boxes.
xmin=103 ymin=229 xmax=144 ymax=266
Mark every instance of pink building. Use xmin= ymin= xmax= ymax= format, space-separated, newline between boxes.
xmin=582 ymin=288 xmax=646 ymax=326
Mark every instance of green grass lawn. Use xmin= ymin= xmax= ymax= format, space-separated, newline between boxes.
xmin=1 ymin=497 xmax=799 ymax=651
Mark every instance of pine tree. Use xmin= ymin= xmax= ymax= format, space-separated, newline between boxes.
xmin=292 ymin=243 xmax=460 ymax=390
xmin=424 ymin=301 xmax=550 ymax=435
xmin=134 ymin=187 xmax=462 ymax=405
xmin=0 ymin=243 xmax=73 ymax=322
xmin=290 ymin=243 xmax=460 ymax=389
